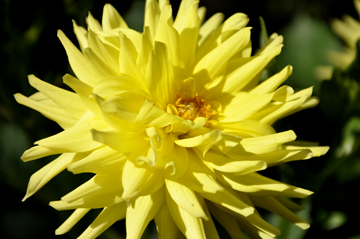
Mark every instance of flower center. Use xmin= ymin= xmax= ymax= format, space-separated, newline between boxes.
xmin=172 ymin=94 xmax=218 ymax=127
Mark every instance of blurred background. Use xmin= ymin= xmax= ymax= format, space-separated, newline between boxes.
xmin=1 ymin=0 xmax=359 ymax=238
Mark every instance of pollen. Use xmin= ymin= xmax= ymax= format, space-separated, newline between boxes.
xmin=173 ymin=94 xmax=218 ymax=126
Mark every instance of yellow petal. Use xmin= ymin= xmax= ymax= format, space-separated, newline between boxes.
xmin=72 ymin=20 xmax=88 ymax=52
xmin=202 ymin=202 xmax=220 ymax=239
xmin=227 ymin=148 xmax=313 ymax=168
xmin=251 ymin=88 xmax=314 ymax=125
xmin=28 ymin=74 xmax=87 ymax=119
xmin=175 ymin=0 xmax=197 ymax=19
xmin=212 ymin=199 xmax=280 ymax=238
xmin=197 ymin=6 xmax=206 ymax=25
xmin=144 ymin=0 xmax=161 ymax=38
xmin=36 ymin=113 xmax=107 ymax=152
xmin=166 ymin=188 xmax=207 ymax=239
xmin=62 ymin=74 xmax=101 ymax=117
xmin=175 ymin=150 xmax=223 ymax=194
xmin=102 ymin=3 xmax=128 ymax=31
xmin=255 ymin=32 xmax=283 ymax=56
xmin=119 ymin=32 xmax=143 ymax=81
xmin=61 ymin=173 xmax=122 ymax=203
xmin=135 ymin=99 xmax=189 ymax=133
xmin=165 ymin=178 xmax=208 ymax=220
xmin=87 ymin=29 xmax=119 ymax=74
xmin=235 ymin=130 xmax=297 ymax=155
xmin=155 ymin=5 xmax=183 ymax=68
xmin=67 ymin=146 xmax=126 ymax=174
xmin=220 ymin=13 xmax=249 ymax=44
xmin=58 ymin=30 xmax=99 ymax=86
xmin=199 ymin=185 xmax=255 ymax=218
xmin=207 ymin=202 xmax=245 ymax=239
xmin=145 ymin=41 xmax=175 ymax=108
xmin=55 ymin=208 xmax=90 ymax=235
xmin=198 ymin=12 xmax=224 ymax=47
xmin=96 ymin=92 xmax=145 ymax=122
xmin=126 ymin=187 xmax=166 ymax=239
xmin=195 ymin=13 xmax=249 ymax=66
xmin=84 ymin=47 xmax=117 ymax=79
xmin=221 ymin=44 xmax=282 ymax=94
xmin=199 ymin=149 xmax=267 ymax=174
xmin=122 ymin=160 xmax=164 ymax=200
xmin=14 ymin=93 xmax=77 ymax=129
xmin=217 ymin=172 xmax=313 ymax=198
xmin=214 ymin=132 xmax=242 ymax=154
xmin=250 ymin=65 xmax=293 ymax=95
xmin=93 ymin=93 xmax=146 ymax=133
xmin=220 ymin=120 xmax=276 ymax=137
xmin=173 ymin=1 xmax=200 ymax=67
xmin=28 ymin=91 xmax=56 ymax=106
xmin=155 ymin=206 xmax=183 ymax=239
xmin=86 ymin=11 xmax=102 ymax=32
xmin=162 ymin=145 xmax=189 ymax=178
xmin=22 ymin=153 xmax=78 ymax=201
xmin=136 ymin=26 xmax=154 ymax=80
xmin=93 ymin=75 xmax=148 ymax=98
xmin=283 ymin=144 xmax=329 ymax=158
xmin=137 ymin=127 xmax=173 ymax=167
xmin=50 ymin=194 xmax=122 ymax=211
xmin=250 ymin=196 xmax=310 ymax=229
xmin=237 ymin=222 xmax=275 ymax=239
xmin=175 ymin=128 xmax=222 ymax=155
xmin=277 ymin=197 xmax=305 ymax=212
xmin=78 ymin=202 xmax=127 ymax=239
xmin=239 ymin=212 xmax=281 ymax=238
xmin=21 ymin=145 xmax=60 ymax=162
xmin=356 ymin=0 xmax=360 ymax=16
xmin=220 ymin=92 xmax=275 ymax=123
xmin=91 ymin=128 xmax=147 ymax=153
xmin=193 ymin=27 xmax=251 ymax=86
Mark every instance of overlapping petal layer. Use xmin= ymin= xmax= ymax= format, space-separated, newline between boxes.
xmin=16 ymin=0 xmax=328 ymax=238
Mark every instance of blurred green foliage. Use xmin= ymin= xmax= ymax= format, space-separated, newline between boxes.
xmin=1 ymin=0 xmax=359 ymax=238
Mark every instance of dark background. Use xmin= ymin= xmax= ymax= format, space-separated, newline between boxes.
xmin=1 ymin=0 xmax=359 ymax=238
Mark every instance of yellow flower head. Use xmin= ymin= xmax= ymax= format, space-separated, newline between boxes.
xmin=15 ymin=0 xmax=329 ymax=238
xmin=330 ymin=0 xmax=360 ymax=68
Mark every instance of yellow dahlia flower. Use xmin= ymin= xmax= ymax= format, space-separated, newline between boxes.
xmin=15 ymin=0 xmax=328 ymax=238
xmin=330 ymin=0 xmax=360 ymax=68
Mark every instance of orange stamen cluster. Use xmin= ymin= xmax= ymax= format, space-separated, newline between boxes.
xmin=174 ymin=94 xmax=217 ymax=126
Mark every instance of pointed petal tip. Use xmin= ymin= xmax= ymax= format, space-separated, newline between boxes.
xmin=296 ymin=222 xmax=310 ymax=230
xmin=21 ymin=194 xmax=29 ymax=202
xmin=293 ymin=188 xmax=313 ymax=198
xmin=321 ymin=146 xmax=330 ymax=155
xmin=57 ymin=29 xmax=64 ymax=38
xmin=55 ymin=229 xmax=64 ymax=236
xmin=13 ymin=93 xmax=24 ymax=103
